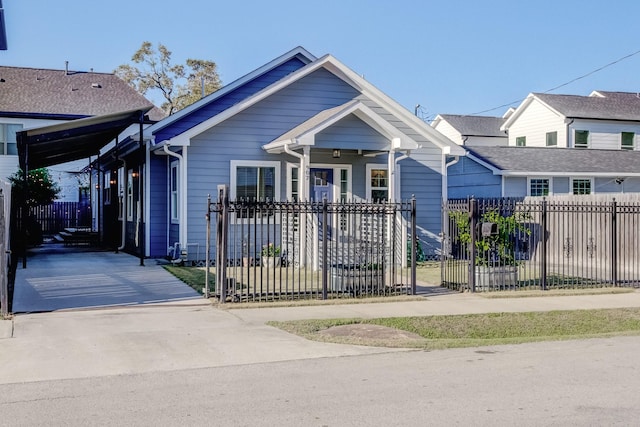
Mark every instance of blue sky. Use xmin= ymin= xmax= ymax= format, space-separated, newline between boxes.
xmin=3 ymin=0 xmax=640 ymax=120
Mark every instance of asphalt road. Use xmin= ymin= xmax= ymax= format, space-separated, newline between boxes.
xmin=3 ymin=336 xmax=640 ymax=426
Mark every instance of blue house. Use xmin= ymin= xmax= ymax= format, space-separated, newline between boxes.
xmin=96 ymin=47 xmax=465 ymax=260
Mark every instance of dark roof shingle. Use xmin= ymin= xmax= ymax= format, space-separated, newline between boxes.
xmin=534 ymin=92 xmax=640 ymax=121
xmin=437 ymin=114 xmax=506 ymax=137
xmin=0 ymin=66 xmax=165 ymax=120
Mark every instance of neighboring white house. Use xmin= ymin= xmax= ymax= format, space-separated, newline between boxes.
xmin=0 ymin=65 xmax=163 ymax=201
xmin=431 ymin=113 xmax=508 ymax=147
xmin=501 ymin=91 xmax=640 ymax=150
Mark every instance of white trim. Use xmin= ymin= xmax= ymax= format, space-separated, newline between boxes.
xmin=570 ymin=177 xmax=594 ymax=195
xmin=170 ymin=160 xmax=179 ymax=223
xmin=230 ymin=159 xmax=282 ymax=200
xmin=573 ymin=129 xmax=590 ymax=149
xmin=126 ymin=169 xmax=134 ymax=221
xmin=182 ymin=146 xmax=188 ymax=246
xmin=365 ymin=163 xmax=393 ymax=201
xmin=527 ymin=177 xmax=553 ymax=197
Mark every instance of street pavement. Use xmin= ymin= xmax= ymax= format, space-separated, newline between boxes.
xmin=3 ymin=249 xmax=640 ymax=385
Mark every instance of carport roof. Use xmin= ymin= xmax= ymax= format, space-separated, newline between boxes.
xmin=17 ymin=108 xmax=150 ymax=170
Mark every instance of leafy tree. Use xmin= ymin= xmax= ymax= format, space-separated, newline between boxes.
xmin=9 ymin=168 xmax=60 ymax=207
xmin=115 ymin=41 xmax=222 ymax=115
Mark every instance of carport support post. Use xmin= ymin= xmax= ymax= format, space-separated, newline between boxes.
xmin=138 ymin=112 xmax=144 ymax=266
xmin=469 ymin=198 xmax=477 ymax=292
xmin=216 ymin=185 xmax=229 ymax=303
xmin=22 ymin=150 xmax=28 ymax=269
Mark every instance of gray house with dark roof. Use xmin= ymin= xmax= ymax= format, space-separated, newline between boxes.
xmin=0 ymin=65 xmax=162 ymax=199
xmin=431 ymin=114 xmax=508 ymax=147
xmin=448 ymin=146 xmax=640 ymax=198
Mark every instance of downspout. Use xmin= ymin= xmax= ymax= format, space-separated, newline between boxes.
xmin=566 ymin=119 xmax=574 ymax=147
xmin=163 ymin=143 xmax=185 ymax=246
xmin=441 ymin=146 xmax=459 ymax=203
xmin=393 ymin=150 xmax=411 ymax=201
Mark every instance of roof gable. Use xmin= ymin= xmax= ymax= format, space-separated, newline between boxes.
xmin=0 ymin=65 xmax=164 ymax=120
xmin=433 ymin=114 xmax=506 ymax=138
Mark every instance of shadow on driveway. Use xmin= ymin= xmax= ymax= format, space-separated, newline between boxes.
xmin=12 ymin=245 xmax=201 ymax=313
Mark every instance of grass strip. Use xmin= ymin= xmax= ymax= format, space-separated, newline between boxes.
xmin=268 ymin=307 xmax=640 ymax=350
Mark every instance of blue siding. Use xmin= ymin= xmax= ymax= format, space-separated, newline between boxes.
xmin=154 ymin=58 xmax=307 ymax=142
xmin=503 ymin=177 xmax=526 ymax=197
xmin=553 ymin=177 xmax=569 ymax=193
xmin=149 ymin=154 xmax=168 ymax=257
xmin=315 ymin=115 xmax=388 ymax=151
xmin=448 ymin=157 xmax=501 ymax=198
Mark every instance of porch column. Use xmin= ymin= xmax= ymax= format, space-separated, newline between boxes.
xmin=302 ymin=146 xmax=310 ymax=201
xmin=388 ymin=137 xmax=401 ymax=202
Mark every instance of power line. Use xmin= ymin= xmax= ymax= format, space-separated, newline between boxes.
xmin=469 ymin=48 xmax=640 ymax=116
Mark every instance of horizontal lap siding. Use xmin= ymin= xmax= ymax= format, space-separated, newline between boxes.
xmin=154 ymin=58 xmax=308 ymax=142
xmin=569 ymin=119 xmax=640 ymax=150
xmin=509 ymin=100 xmax=565 ymax=147
xmin=149 ymin=154 xmax=168 ymax=256
xmin=448 ymin=157 xmax=501 ymax=198
xmin=185 ymin=69 xmax=360 ymax=250
xmin=316 ymin=115 xmax=388 ymax=150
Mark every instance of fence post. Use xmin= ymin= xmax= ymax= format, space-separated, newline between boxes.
xmin=321 ymin=196 xmax=328 ymax=300
xmin=216 ymin=185 xmax=229 ymax=303
xmin=541 ymin=198 xmax=547 ymax=291
xmin=611 ymin=198 xmax=618 ymax=286
xmin=411 ymin=195 xmax=417 ymax=295
xmin=469 ymin=198 xmax=477 ymax=292
xmin=204 ymin=194 xmax=211 ymax=299
xmin=0 ymin=189 xmax=6 ymax=317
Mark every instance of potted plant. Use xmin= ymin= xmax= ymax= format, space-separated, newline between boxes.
xmin=260 ymin=243 xmax=281 ymax=268
xmin=450 ymin=209 xmax=530 ymax=290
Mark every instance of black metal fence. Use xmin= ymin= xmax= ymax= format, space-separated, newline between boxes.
xmin=442 ymin=197 xmax=640 ymax=292
xmin=207 ymin=186 xmax=417 ymax=302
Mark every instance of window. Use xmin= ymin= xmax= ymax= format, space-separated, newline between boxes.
xmin=170 ymin=162 xmax=179 ymax=222
xmin=574 ymin=130 xmax=589 ymax=148
xmin=290 ymin=166 xmax=299 ymax=202
xmin=103 ymin=171 xmax=112 ymax=205
xmin=516 ymin=136 xmax=526 ymax=147
xmin=529 ymin=178 xmax=550 ymax=197
xmin=545 ymin=131 xmax=557 ymax=147
xmin=0 ymin=123 xmax=22 ymax=155
xmin=369 ymin=168 xmax=388 ymax=201
xmin=127 ymin=169 xmax=134 ymax=221
xmin=231 ymin=160 xmax=280 ymax=219
xmin=572 ymin=178 xmax=592 ymax=195
xmin=621 ymin=132 xmax=635 ymax=150
xmin=117 ymin=168 xmax=124 ymax=220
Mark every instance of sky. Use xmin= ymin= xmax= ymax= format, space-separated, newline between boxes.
xmin=3 ymin=0 xmax=640 ymax=121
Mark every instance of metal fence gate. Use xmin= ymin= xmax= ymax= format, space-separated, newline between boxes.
xmin=206 ymin=186 xmax=417 ymax=302
xmin=442 ymin=196 xmax=640 ymax=292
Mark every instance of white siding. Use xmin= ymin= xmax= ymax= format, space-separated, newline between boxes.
xmin=507 ymin=99 xmax=566 ymax=147
xmin=465 ymin=136 xmax=507 ymax=146
xmin=432 ymin=120 xmax=464 ymax=145
xmin=568 ymin=119 xmax=640 ymax=150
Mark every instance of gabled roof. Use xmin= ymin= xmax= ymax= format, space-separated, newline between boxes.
xmin=465 ymin=146 xmax=640 ymax=176
xmin=263 ymin=100 xmax=418 ymax=153
xmin=0 ymin=65 xmax=164 ymax=120
xmin=145 ymin=46 xmax=316 ymax=136
xmin=154 ymin=47 xmax=465 ymax=156
xmin=503 ymin=91 xmax=640 ymax=129
xmin=432 ymin=114 xmax=506 ymax=138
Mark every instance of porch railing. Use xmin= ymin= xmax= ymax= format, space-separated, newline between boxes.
xmin=442 ymin=196 xmax=640 ymax=292
xmin=207 ymin=186 xmax=417 ymax=302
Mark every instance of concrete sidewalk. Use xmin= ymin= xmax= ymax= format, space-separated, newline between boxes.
xmin=3 ymin=289 xmax=640 ymax=385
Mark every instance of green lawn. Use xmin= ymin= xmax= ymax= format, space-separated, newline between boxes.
xmin=268 ymin=308 xmax=640 ymax=350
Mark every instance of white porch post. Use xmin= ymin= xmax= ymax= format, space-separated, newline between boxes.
xmin=302 ymin=145 xmax=310 ymax=202
xmin=388 ymin=137 xmax=401 ymax=202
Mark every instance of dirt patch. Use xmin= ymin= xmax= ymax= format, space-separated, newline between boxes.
xmin=318 ymin=324 xmax=423 ymax=343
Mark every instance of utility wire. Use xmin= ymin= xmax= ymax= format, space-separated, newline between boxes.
xmin=468 ymin=48 xmax=640 ymax=116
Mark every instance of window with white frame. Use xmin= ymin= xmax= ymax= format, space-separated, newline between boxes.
xmin=127 ymin=169 xmax=134 ymax=221
xmin=621 ymin=132 xmax=635 ymax=150
xmin=366 ymin=165 xmax=389 ymax=201
xmin=572 ymin=178 xmax=592 ymax=195
xmin=0 ymin=123 xmax=22 ymax=155
xmin=231 ymin=160 xmax=280 ymax=219
xmin=118 ymin=168 xmax=124 ymax=220
xmin=170 ymin=162 xmax=179 ymax=222
xmin=103 ymin=171 xmax=112 ymax=205
xmin=545 ymin=131 xmax=557 ymax=147
xmin=574 ymin=130 xmax=589 ymax=148
xmin=515 ymin=136 xmax=526 ymax=147
xmin=529 ymin=178 xmax=550 ymax=196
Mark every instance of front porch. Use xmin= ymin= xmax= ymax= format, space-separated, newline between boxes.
xmin=207 ymin=195 xmax=418 ymax=302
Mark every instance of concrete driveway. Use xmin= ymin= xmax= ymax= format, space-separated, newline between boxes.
xmin=12 ymin=247 xmax=201 ymax=313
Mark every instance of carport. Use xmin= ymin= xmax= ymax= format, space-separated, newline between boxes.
xmin=9 ymin=108 xmax=201 ymax=313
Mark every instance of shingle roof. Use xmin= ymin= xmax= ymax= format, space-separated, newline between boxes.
xmin=534 ymin=92 xmax=640 ymax=121
xmin=466 ymin=146 xmax=640 ymax=174
xmin=437 ymin=114 xmax=506 ymax=137
xmin=0 ymin=66 xmax=165 ymax=120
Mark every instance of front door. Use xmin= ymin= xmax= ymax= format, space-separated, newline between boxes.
xmin=310 ymin=168 xmax=333 ymax=240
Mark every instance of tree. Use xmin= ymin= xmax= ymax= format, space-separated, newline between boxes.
xmin=9 ymin=168 xmax=60 ymax=207
xmin=115 ymin=41 xmax=222 ymax=115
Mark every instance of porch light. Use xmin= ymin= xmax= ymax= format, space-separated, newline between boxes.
xmin=332 ymin=149 xmax=341 ymax=158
